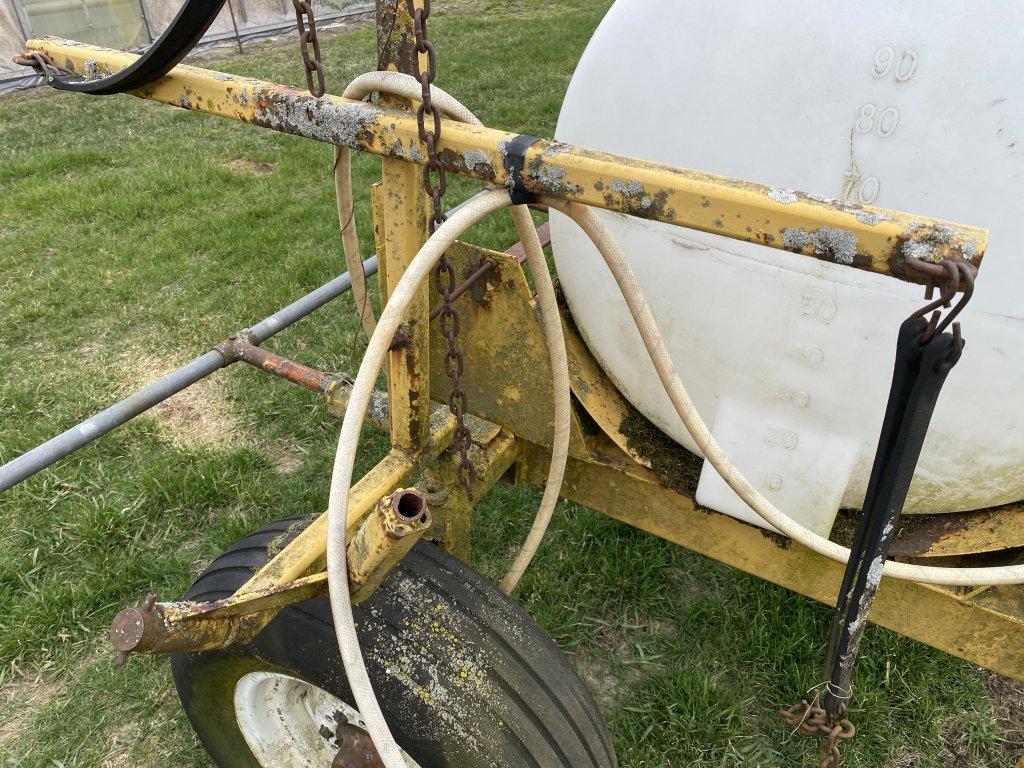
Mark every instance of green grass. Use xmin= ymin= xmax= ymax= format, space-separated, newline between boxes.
xmin=0 ymin=2 xmax=1021 ymax=766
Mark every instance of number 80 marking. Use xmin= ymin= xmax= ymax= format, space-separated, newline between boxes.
xmin=855 ymin=104 xmax=900 ymax=137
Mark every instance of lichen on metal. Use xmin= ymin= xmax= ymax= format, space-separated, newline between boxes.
xmin=25 ymin=36 xmax=989 ymax=286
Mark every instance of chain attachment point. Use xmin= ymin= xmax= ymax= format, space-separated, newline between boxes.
xmin=14 ymin=52 xmax=60 ymax=81
xmin=906 ymin=255 xmax=976 ymax=346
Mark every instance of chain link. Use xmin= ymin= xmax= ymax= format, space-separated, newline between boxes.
xmin=779 ymin=700 xmax=856 ymax=768
xmin=406 ymin=0 xmax=476 ymax=498
xmin=13 ymin=52 xmax=61 ymax=81
xmin=289 ymin=0 xmax=475 ymax=496
xmin=292 ymin=0 xmax=326 ymax=97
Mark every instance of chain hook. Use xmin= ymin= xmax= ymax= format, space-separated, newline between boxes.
xmin=906 ymin=256 xmax=975 ymax=346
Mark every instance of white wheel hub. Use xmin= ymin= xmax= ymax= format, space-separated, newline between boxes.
xmin=234 ymin=671 xmax=421 ymax=767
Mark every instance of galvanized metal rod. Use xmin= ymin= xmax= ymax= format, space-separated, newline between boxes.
xmin=0 ymin=257 xmax=377 ymax=493
xmin=247 ymin=256 xmax=377 ymax=343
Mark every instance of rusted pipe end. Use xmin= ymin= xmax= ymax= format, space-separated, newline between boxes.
xmin=108 ymin=594 xmax=166 ymax=656
xmin=382 ymin=488 xmax=431 ymax=538
xmin=391 ymin=488 xmax=426 ymax=521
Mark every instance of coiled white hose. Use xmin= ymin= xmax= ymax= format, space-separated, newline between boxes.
xmin=544 ymin=197 xmax=1024 ymax=588
xmin=336 ymin=70 xmax=568 ymax=594
xmin=327 ymin=188 xmax=568 ymax=767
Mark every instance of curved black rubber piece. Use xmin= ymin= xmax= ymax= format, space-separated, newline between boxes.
xmin=51 ymin=0 xmax=227 ymax=94
xmin=823 ymin=316 xmax=963 ymax=718
xmin=171 ymin=516 xmax=617 ymax=768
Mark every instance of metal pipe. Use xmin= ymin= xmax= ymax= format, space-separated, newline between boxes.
xmin=0 ymin=257 xmax=377 ymax=493
xmin=248 ymin=255 xmax=378 ymax=344
xmin=348 ymin=488 xmax=432 ymax=604
xmin=225 ymin=0 xmax=244 ymax=55
xmin=230 ymin=340 xmax=341 ymax=394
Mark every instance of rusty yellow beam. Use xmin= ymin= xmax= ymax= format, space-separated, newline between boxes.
xmin=373 ymin=3 xmax=433 ymax=454
xmin=239 ymin=398 xmax=461 ymax=594
xmin=239 ymin=449 xmax=418 ymax=593
xmin=517 ymin=443 xmax=1024 ymax=682
xmin=109 ymin=487 xmax=431 ymax=657
xmin=417 ymin=417 xmax=520 ymax=562
xmin=348 ymin=488 xmax=432 ymax=603
xmin=378 ymin=156 xmax=431 ymax=451
xmin=26 ymin=37 xmax=986 ymax=282
xmin=890 ymin=501 xmax=1024 ymax=558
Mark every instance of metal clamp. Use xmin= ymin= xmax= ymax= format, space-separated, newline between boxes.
xmin=503 ymin=134 xmax=542 ymax=205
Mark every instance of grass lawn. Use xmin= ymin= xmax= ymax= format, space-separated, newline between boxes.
xmin=1 ymin=1 xmax=1021 ymax=766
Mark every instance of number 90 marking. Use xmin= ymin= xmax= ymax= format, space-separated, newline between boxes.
xmin=873 ymin=46 xmax=918 ymax=82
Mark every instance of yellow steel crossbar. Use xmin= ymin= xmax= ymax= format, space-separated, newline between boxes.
xmin=27 ymin=36 xmax=987 ymax=284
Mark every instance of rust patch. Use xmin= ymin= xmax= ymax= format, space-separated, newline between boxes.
xmin=462 ymin=148 xmax=496 ymax=181
xmin=888 ymin=221 xmax=983 ymax=279
xmin=602 ymin=179 xmax=674 ymax=221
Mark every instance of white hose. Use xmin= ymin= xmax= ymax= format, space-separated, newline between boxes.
xmin=327 ymin=188 xmax=569 ymax=767
xmin=544 ymin=197 xmax=1024 ymax=587
xmin=337 ymin=70 xmax=568 ymax=593
xmin=334 ymin=71 xmax=488 ymax=338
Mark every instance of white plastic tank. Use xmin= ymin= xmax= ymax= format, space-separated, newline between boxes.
xmin=550 ymin=0 xmax=1024 ymax=534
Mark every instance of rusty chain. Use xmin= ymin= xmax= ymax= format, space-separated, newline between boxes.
xmin=288 ymin=0 xmax=475 ymax=496
xmin=292 ymin=0 xmax=326 ymax=97
xmin=780 ymin=699 xmax=856 ymax=768
xmin=13 ymin=51 xmax=61 ymax=80
xmin=405 ymin=0 xmax=476 ymax=498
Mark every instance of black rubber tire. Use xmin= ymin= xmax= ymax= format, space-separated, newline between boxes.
xmin=171 ymin=516 xmax=617 ymax=768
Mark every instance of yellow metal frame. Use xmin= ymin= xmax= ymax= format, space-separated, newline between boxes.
xmin=29 ymin=10 xmax=1024 ymax=685
xmin=28 ymin=36 xmax=985 ymax=282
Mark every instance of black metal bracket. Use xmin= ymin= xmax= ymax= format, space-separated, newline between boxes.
xmin=823 ymin=316 xmax=964 ymax=719
xmin=503 ymin=134 xmax=542 ymax=205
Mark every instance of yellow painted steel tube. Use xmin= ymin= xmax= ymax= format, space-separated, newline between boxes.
xmin=26 ymin=37 xmax=987 ymax=283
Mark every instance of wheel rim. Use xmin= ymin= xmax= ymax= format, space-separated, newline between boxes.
xmin=234 ymin=671 xmax=421 ymax=767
